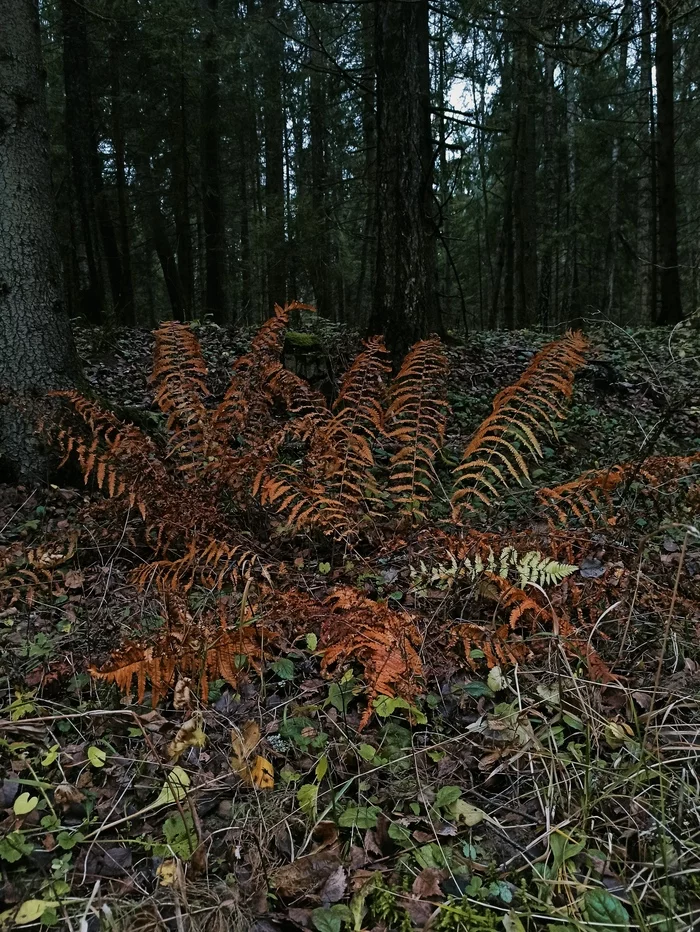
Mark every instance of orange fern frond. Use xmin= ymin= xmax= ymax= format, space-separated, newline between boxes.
xmin=385 ymin=338 xmax=449 ymax=518
xmin=253 ymin=464 xmax=355 ymax=541
xmin=310 ymin=336 xmax=391 ymax=514
xmin=451 ymin=332 xmax=588 ymax=517
xmin=538 ymin=453 xmax=700 ymax=525
xmin=89 ymin=592 xmax=275 ymax=705
xmin=320 ymin=587 xmax=423 ymax=730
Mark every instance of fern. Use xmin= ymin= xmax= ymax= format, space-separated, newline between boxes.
xmin=411 ymin=545 xmax=577 ymax=594
xmin=539 ymin=453 xmax=700 ymax=525
xmin=320 ymin=587 xmax=423 ymax=730
xmin=151 ymin=322 xmax=211 ymax=477
xmin=385 ymin=338 xmax=449 ymax=518
xmin=451 ymin=331 xmax=588 ymax=516
xmin=89 ymin=589 xmax=274 ymax=705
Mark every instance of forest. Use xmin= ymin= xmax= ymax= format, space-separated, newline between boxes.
xmin=1 ymin=0 xmax=700 ymax=930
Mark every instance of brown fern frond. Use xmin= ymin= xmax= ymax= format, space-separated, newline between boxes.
xmin=385 ymin=339 xmax=449 ymax=518
xmin=49 ymin=391 xmax=172 ymax=520
xmin=309 ymin=337 xmax=391 ymax=514
xmin=263 ymin=361 xmax=330 ymax=431
xmin=320 ymin=587 xmax=423 ymax=730
xmin=451 ymin=332 xmax=588 ymax=517
xmin=254 ymin=464 xmax=355 ymax=541
xmin=131 ymin=532 xmax=263 ymax=592
xmin=448 ymin=621 xmax=531 ymax=671
xmin=538 ymin=453 xmax=700 ymax=525
xmin=89 ymin=592 xmax=275 ymax=705
xmin=151 ymin=322 xmax=210 ymax=476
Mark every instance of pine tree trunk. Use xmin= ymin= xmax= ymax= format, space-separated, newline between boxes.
xmin=370 ymin=0 xmax=439 ymax=361
xmin=109 ymin=28 xmax=135 ymax=326
xmin=639 ymin=0 xmax=658 ymax=322
xmin=655 ymin=0 xmax=683 ymax=324
xmin=200 ymin=0 xmax=230 ymax=323
xmin=262 ymin=0 xmax=287 ymax=309
xmin=0 ymin=0 xmax=81 ymax=479
xmin=512 ymin=21 xmax=538 ymax=328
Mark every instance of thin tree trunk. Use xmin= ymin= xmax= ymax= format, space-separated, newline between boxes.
xmin=109 ymin=28 xmax=135 ymax=326
xmin=655 ymin=0 xmax=683 ymax=324
xmin=0 ymin=0 xmax=81 ymax=478
xmin=639 ymin=0 xmax=658 ymax=322
xmin=262 ymin=0 xmax=287 ymax=308
xmin=200 ymin=0 xmax=230 ymax=323
xmin=512 ymin=20 xmax=538 ymax=327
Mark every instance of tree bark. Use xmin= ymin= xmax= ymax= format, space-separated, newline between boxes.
xmin=0 ymin=0 xmax=81 ymax=479
xmin=370 ymin=0 xmax=439 ymax=362
xmin=639 ymin=0 xmax=658 ymax=322
xmin=655 ymin=0 xmax=683 ymax=324
xmin=200 ymin=0 xmax=230 ymax=323
xmin=262 ymin=0 xmax=287 ymax=309
xmin=109 ymin=27 xmax=135 ymax=326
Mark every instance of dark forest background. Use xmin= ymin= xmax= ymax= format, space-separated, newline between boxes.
xmin=42 ymin=0 xmax=699 ymax=352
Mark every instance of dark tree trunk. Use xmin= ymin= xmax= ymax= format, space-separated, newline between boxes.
xmin=0 ymin=0 xmax=81 ymax=479
xmin=512 ymin=20 xmax=538 ymax=327
xmin=655 ymin=0 xmax=683 ymax=324
xmin=262 ymin=0 xmax=287 ymax=308
xmin=370 ymin=0 xmax=439 ymax=362
xmin=308 ymin=25 xmax=332 ymax=318
xmin=169 ymin=56 xmax=194 ymax=320
xmin=133 ymin=153 xmax=187 ymax=322
xmin=640 ymin=0 xmax=658 ymax=322
xmin=109 ymin=28 xmax=135 ymax=326
xmin=200 ymin=0 xmax=230 ymax=323
xmin=60 ymin=0 xmax=109 ymax=323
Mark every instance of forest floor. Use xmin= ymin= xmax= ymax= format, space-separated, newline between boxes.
xmin=1 ymin=321 xmax=700 ymax=932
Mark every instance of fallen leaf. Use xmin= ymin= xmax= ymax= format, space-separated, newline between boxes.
xmin=412 ymin=868 xmax=444 ymax=898
xmin=168 ymin=717 xmax=206 ymax=761
xmin=14 ymin=899 xmax=58 ymax=926
xmin=580 ymin=557 xmax=605 ymax=579
xmin=87 ymin=746 xmax=107 ymax=768
xmin=54 ymin=783 xmax=85 ymax=810
xmin=320 ymin=864 xmax=347 ymax=904
xmin=153 ymin=766 xmax=191 ymax=806
xmin=64 ymin=570 xmax=84 ymax=589
xmin=156 ymin=858 xmax=178 ymax=886
xmin=243 ymin=756 xmax=275 ymax=790
xmin=271 ymin=851 xmax=342 ymax=899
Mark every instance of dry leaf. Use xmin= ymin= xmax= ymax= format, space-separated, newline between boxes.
xmin=168 ymin=716 xmax=206 ymax=761
xmin=53 ymin=783 xmax=85 ymax=811
xmin=271 ymin=851 xmax=342 ymax=899
xmin=156 ymin=859 xmax=179 ymax=886
xmin=412 ymin=868 xmax=444 ymax=899
xmin=319 ymin=864 xmax=346 ymax=904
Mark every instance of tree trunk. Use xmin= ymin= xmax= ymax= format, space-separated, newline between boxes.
xmin=109 ymin=27 xmax=135 ymax=326
xmin=603 ymin=0 xmax=631 ymax=318
xmin=262 ymin=0 xmax=287 ymax=309
xmin=0 ymin=0 xmax=81 ymax=479
xmin=512 ymin=20 xmax=538 ymax=328
xmin=60 ymin=0 xmax=110 ymax=324
xmin=655 ymin=0 xmax=683 ymax=324
xmin=370 ymin=0 xmax=439 ymax=361
xmin=639 ymin=0 xmax=658 ymax=322
xmin=200 ymin=0 xmax=230 ymax=323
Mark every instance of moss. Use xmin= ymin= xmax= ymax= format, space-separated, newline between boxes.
xmin=433 ymin=899 xmax=503 ymax=931
xmin=284 ymin=331 xmax=321 ymax=349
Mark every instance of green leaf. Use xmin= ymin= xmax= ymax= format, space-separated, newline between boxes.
xmin=280 ymin=766 xmax=301 ymax=784
xmin=584 ymin=889 xmax=630 ymax=930
xmin=13 ymin=792 xmax=39 ymax=816
xmin=318 ymin=562 xmax=331 ymax=575
xmin=162 ymin=812 xmax=197 ymax=859
xmin=487 ymin=666 xmax=506 ymax=693
xmin=153 ymin=766 xmax=191 ymax=806
xmin=270 ymin=658 xmax=295 ymax=681
xmin=502 ymin=911 xmax=527 ymax=932
xmin=435 ymin=785 xmax=462 ymax=809
xmin=414 ymin=843 xmax=451 ymax=870
xmin=358 ymin=744 xmax=376 ymax=761
xmin=14 ymin=899 xmax=59 ymax=926
xmin=306 ymin=633 xmax=318 ymax=651
xmin=0 ymin=832 xmax=33 ymax=863
xmin=56 ymin=830 xmax=84 ymax=851
xmin=297 ymin=783 xmax=319 ymax=820
xmin=450 ymin=799 xmax=486 ymax=827
xmin=388 ymin=822 xmax=412 ymax=846
xmin=338 ymin=806 xmax=380 ymax=829
xmin=461 ymin=681 xmax=494 ymax=698
xmin=315 ymin=755 xmax=329 ymax=782
xmin=312 ymin=905 xmax=352 ymax=932
xmin=87 ymin=746 xmax=107 ymax=768
xmin=328 ymin=680 xmax=356 ymax=714
xmin=41 ymin=744 xmax=59 ymax=767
